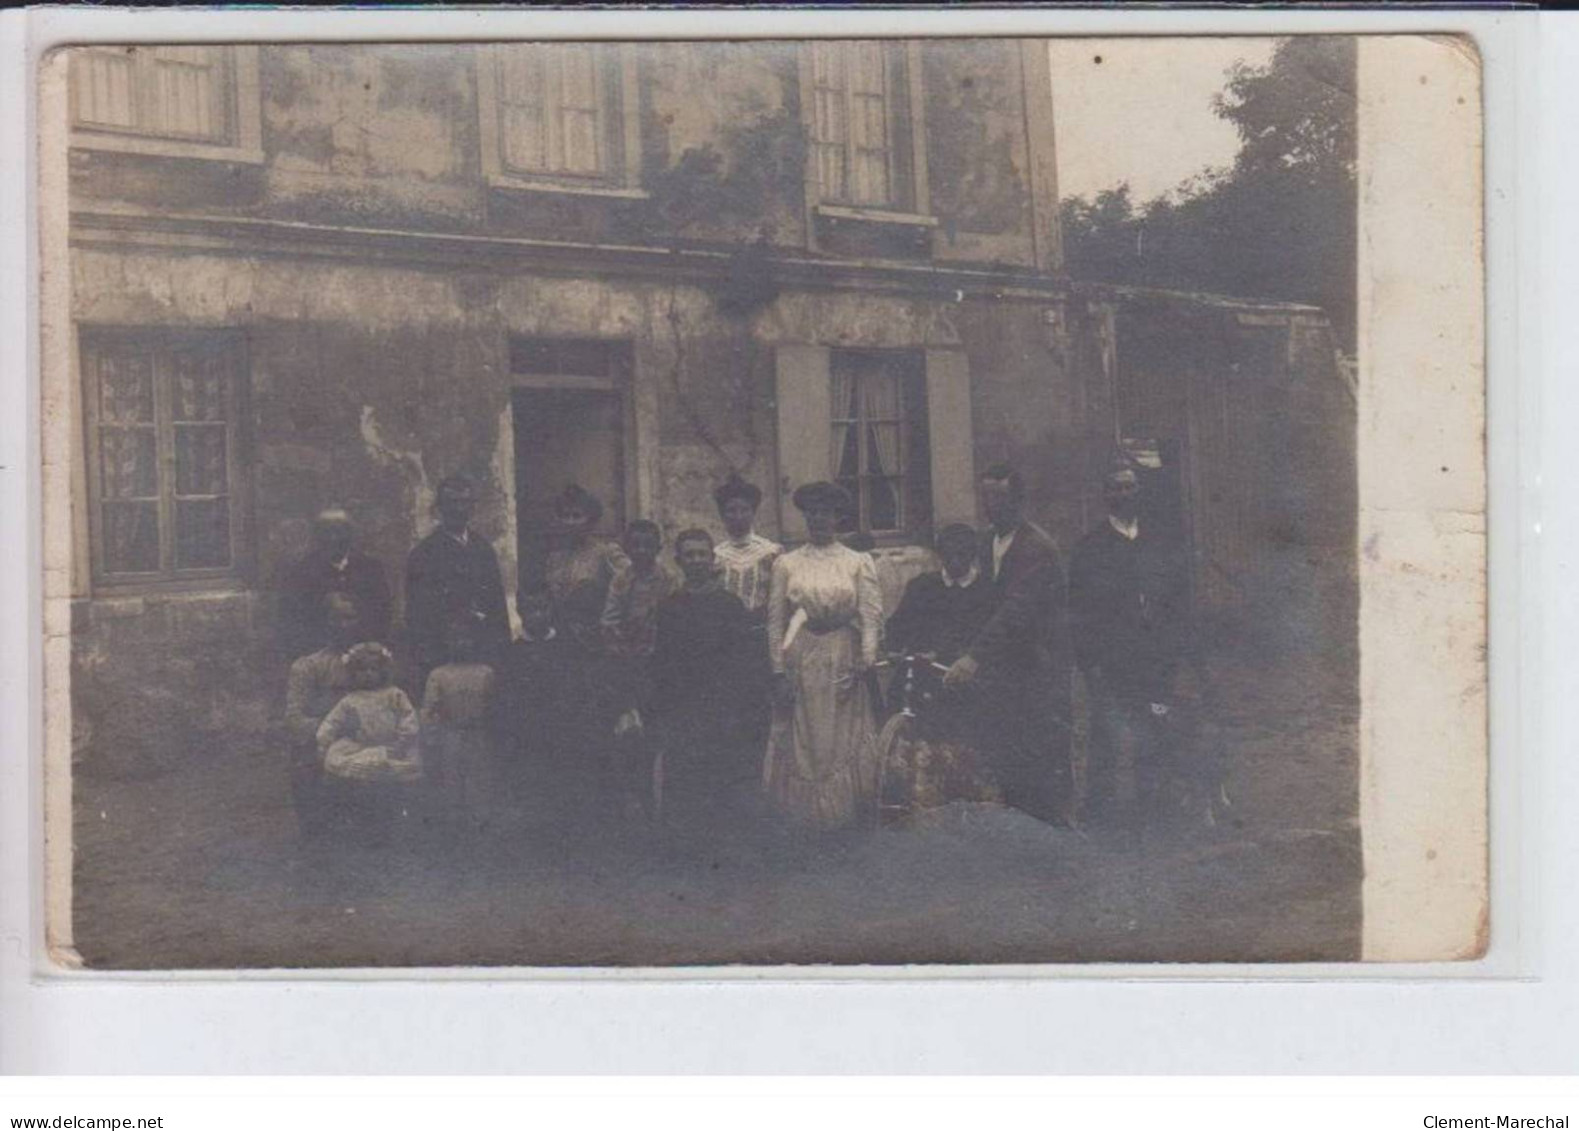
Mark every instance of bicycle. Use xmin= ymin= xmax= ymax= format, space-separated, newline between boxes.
xmin=871 ymin=650 xmax=1003 ymax=824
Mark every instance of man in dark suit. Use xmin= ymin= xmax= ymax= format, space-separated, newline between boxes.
xmin=943 ymin=463 xmax=1073 ymax=824
xmin=278 ymin=506 xmax=392 ymax=661
xmin=404 ymin=475 xmax=511 ymax=687
xmin=1069 ymin=462 xmax=1192 ymax=825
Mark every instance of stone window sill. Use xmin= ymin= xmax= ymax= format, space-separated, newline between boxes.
xmin=815 ymin=204 xmax=939 ymax=229
xmin=485 ymin=173 xmax=649 ymax=201
xmin=70 ymin=131 xmax=265 ymax=165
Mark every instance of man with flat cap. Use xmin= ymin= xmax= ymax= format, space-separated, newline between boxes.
xmin=279 ymin=506 xmax=392 ymax=661
xmin=1069 ymin=459 xmax=1192 ymax=825
xmin=404 ymin=474 xmax=511 ymax=687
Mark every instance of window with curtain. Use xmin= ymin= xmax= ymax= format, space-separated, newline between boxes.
xmin=807 ymin=41 xmax=916 ymax=210
xmin=71 ymin=46 xmax=238 ymax=146
xmin=82 ymin=330 xmax=246 ymax=585
xmin=830 ymin=350 xmax=930 ymax=539
xmin=491 ymin=43 xmax=622 ymax=182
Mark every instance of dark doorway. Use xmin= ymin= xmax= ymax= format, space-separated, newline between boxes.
xmin=511 ymin=383 xmax=626 ymax=590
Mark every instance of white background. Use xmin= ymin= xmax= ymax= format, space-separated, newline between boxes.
xmin=0 ymin=5 xmax=1571 ymax=1076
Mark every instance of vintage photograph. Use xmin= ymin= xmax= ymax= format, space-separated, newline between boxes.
xmin=45 ymin=34 xmax=1375 ymax=968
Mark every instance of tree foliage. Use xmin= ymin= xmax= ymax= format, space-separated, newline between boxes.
xmin=1059 ymin=37 xmax=1357 ymax=351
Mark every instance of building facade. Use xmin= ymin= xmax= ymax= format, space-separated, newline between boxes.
xmin=56 ymin=41 xmax=1352 ymax=763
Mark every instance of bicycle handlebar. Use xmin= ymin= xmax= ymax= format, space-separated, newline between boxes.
xmin=873 ymin=651 xmax=952 ymax=674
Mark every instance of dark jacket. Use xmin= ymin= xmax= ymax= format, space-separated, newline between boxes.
xmin=404 ymin=528 xmax=511 ymax=673
xmin=504 ymin=630 xmax=580 ymax=762
xmin=885 ymin=569 xmax=997 ymax=665
xmin=1068 ymin=519 xmax=1191 ymax=703
xmin=650 ymin=583 xmax=751 ymax=744
xmin=278 ymin=548 xmax=391 ymax=661
xmin=966 ymin=520 xmax=1066 ymax=681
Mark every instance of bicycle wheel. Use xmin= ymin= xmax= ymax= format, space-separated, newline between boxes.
xmin=876 ymin=711 xmax=918 ymax=824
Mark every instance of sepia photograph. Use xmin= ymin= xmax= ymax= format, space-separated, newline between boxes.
xmin=35 ymin=31 xmax=1475 ymax=970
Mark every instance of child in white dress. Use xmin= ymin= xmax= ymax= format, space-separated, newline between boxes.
xmin=316 ymin=642 xmax=423 ymax=843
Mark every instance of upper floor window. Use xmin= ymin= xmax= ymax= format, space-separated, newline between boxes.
xmin=804 ymin=41 xmax=928 ymax=216
xmin=477 ymin=44 xmax=644 ymax=197
xmin=81 ymin=329 xmax=250 ymax=587
xmin=69 ymin=45 xmax=263 ymax=163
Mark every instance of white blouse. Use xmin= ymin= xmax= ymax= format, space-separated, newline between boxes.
xmin=714 ymin=532 xmax=782 ymax=614
xmin=766 ymin=542 xmax=882 ymax=673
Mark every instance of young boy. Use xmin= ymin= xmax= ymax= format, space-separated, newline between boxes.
xmin=649 ymin=528 xmax=751 ymax=831
xmin=421 ymin=610 xmax=498 ymax=836
xmin=599 ymin=520 xmax=678 ymax=820
xmin=600 ymin=519 xmax=679 ymax=666
xmin=886 ymin=522 xmax=996 ymax=667
xmin=505 ymin=588 xmax=577 ymax=818
xmin=882 ymin=523 xmax=1002 ymax=813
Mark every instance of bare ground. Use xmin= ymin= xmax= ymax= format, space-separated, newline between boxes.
xmin=68 ymin=606 xmax=1360 ymax=970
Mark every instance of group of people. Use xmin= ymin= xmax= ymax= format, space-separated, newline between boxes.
xmin=277 ymin=456 xmax=1195 ymax=848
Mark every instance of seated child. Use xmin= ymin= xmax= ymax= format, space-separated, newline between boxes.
xmin=421 ymin=611 xmax=498 ymax=834
xmin=316 ymin=642 xmax=423 ymax=840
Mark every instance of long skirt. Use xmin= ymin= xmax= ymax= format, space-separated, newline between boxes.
xmin=763 ymin=624 xmax=880 ymax=828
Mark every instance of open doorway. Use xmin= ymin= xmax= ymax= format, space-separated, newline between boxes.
xmin=509 ymin=338 xmax=630 ymax=592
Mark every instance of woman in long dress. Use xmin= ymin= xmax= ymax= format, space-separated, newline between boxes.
xmin=763 ymin=481 xmax=883 ymax=828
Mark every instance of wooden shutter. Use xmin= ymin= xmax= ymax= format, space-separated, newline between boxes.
xmin=924 ymin=349 xmax=976 ymax=526
xmin=773 ymin=344 xmax=832 ymax=540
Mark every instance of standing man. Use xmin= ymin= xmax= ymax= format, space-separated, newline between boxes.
xmin=1068 ymin=462 xmax=1192 ymax=825
xmin=943 ymin=463 xmax=1073 ymax=824
xmin=404 ymin=474 xmax=511 ymax=687
xmin=279 ymin=506 xmax=391 ymax=661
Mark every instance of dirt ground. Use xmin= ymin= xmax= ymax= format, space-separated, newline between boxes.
xmin=67 ymin=593 xmax=1360 ymax=970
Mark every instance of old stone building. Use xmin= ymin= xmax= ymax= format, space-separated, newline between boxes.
xmin=58 ymin=41 xmax=1352 ymax=762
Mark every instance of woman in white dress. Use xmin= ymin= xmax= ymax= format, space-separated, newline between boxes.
xmin=763 ymin=481 xmax=883 ymax=828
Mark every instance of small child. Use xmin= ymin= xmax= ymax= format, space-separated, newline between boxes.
xmin=316 ymin=642 xmax=423 ymax=842
xmin=600 ymin=519 xmax=679 ymax=665
xmin=422 ymin=611 xmax=498 ymax=835
xmin=599 ymin=520 xmax=678 ymax=821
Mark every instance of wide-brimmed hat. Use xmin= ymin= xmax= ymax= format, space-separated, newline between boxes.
xmin=713 ymin=473 xmax=763 ymax=511
xmin=791 ymin=480 xmax=852 ymax=515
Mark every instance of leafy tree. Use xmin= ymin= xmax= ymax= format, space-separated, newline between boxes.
xmin=1059 ymin=37 xmax=1357 ymax=351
